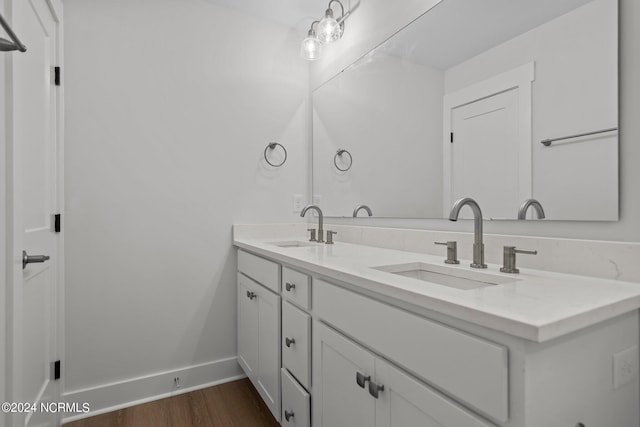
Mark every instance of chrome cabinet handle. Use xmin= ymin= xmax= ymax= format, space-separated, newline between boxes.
xmin=368 ymin=381 xmax=384 ymax=398
xmin=355 ymin=372 xmax=370 ymax=388
xmin=246 ymin=291 xmax=256 ymax=300
xmin=285 ymin=282 xmax=296 ymax=292
xmin=284 ymin=410 xmax=295 ymax=422
xmin=285 ymin=337 xmax=296 ymax=347
xmin=22 ymin=250 xmax=50 ymax=270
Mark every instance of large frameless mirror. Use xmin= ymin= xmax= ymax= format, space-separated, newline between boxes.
xmin=312 ymin=0 xmax=618 ymax=220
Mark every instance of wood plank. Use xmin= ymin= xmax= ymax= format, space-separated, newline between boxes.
xmin=64 ymin=379 xmax=278 ymax=427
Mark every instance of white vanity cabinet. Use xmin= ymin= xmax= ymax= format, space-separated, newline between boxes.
xmin=235 ymin=246 xmax=640 ymax=427
xmin=237 ymin=251 xmax=282 ymax=422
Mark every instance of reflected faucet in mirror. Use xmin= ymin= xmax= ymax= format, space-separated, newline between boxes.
xmin=449 ymin=197 xmax=487 ymax=269
xmin=518 ymin=199 xmax=546 ymax=220
xmin=353 ymin=205 xmax=373 ymax=217
xmin=301 ymin=204 xmax=325 ymax=243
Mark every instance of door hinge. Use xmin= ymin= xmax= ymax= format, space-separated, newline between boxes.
xmin=53 ymin=213 xmax=61 ymax=233
xmin=450 ymin=132 xmax=454 ymax=143
xmin=52 ymin=360 xmax=61 ymax=381
xmin=54 ymin=66 xmax=61 ymax=86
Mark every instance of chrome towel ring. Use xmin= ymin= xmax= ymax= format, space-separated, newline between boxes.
xmin=264 ymin=142 xmax=287 ymax=167
xmin=334 ymin=149 xmax=352 ymax=172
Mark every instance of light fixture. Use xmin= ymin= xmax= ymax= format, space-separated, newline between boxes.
xmin=300 ymin=0 xmax=352 ymax=61
xmin=317 ymin=0 xmax=348 ymax=44
xmin=300 ymin=20 xmax=322 ymax=61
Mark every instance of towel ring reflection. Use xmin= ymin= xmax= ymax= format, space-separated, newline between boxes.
xmin=264 ymin=142 xmax=287 ymax=167
xmin=334 ymin=149 xmax=352 ymax=172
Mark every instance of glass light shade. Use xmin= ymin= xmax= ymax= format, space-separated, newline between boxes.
xmin=317 ymin=9 xmax=343 ymax=43
xmin=301 ymin=35 xmax=322 ymax=61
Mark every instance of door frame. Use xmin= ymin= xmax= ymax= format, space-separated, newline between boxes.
xmin=3 ymin=0 xmax=64 ymax=424
xmin=442 ymin=62 xmax=535 ymax=217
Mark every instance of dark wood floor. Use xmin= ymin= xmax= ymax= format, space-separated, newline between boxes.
xmin=64 ymin=378 xmax=280 ymax=427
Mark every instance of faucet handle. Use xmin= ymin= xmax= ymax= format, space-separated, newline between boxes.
xmin=500 ymin=246 xmax=537 ymax=274
xmin=307 ymin=228 xmax=317 ymax=242
xmin=326 ymin=230 xmax=338 ymax=245
xmin=434 ymin=241 xmax=460 ymax=264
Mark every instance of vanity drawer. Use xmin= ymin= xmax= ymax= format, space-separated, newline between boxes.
xmin=313 ymin=279 xmax=509 ymax=422
xmin=282 ymin=267 xmax=311 ymax=310
xmin=281 ymin=368 xmax=310 ymax=427
xmin=238 ymin=250 xmax=280 ymax=293
xmin=282 ymin=301 xmax=311 ymax=390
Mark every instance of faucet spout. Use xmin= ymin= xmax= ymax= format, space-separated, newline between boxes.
xmin=353 ymin=204 xmax=373 ymax=217
xmin=300 ymin=204 xmax=324 ymax=243
xmin=518 ymin=199 xmax=546 ymax=220
xmin=449 ymin=197 xmax=487 ymax=268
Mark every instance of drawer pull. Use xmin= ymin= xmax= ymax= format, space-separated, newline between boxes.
xmin=355 ymin=372 xmax=370 ymax=388
xmin=285 ymin=282 xmax=296 ymax=291
xmin=368 ymin=381 xmax=384 ymax=398
xmin=284 ymin=410 xmax=295 ymax=422
xmin=246 ymin=291 xmax=256 ymax=300
xmin=285 ymin=337 xmax=296 ymax=348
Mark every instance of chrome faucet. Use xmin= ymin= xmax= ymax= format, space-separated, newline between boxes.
xmin=448 ymin=197 xmax=487 ymax=268
xmin=518 ymin=199 xmax=546 ymax=220
xmin=300 ymin=204 xmax=324 ymax=243
xmin=353 ymin=204 xmax=373 ymax=217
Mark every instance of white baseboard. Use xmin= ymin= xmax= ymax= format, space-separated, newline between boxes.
xmin=62 ymin=357 xmax=245 ymax=423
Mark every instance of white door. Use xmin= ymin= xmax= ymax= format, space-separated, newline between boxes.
xmin=442 ymin=63 xmax=534 ymax=218
xmin=449 ymin=89 xmax=520 ymax=220
xmin=312 ymin=322 xmax=375 ymax=427
xmin=8 ymin=0 xmax=61 ymax=425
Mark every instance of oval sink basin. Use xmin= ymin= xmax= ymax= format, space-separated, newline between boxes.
xmin=373 ymin=262 xmax=517 ymax=290
xmin=269 ymin=240 xmax=317 ymax=248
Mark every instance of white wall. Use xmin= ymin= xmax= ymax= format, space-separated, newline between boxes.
xmin=445 ymin=0 xmax=617 ymax=220
xmin=313 ymin=0 xmax=640 ymax=242
xmin=313 ymin=53 xmax=443 ymax=218
xmin=63 ymin=0 xmax=308 ymax=405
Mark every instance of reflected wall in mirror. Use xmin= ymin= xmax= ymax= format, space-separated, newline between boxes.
xmin=312 ymin=0 xmax=618 ymax=220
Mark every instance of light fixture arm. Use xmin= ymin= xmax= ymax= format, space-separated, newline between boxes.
xmin=328 ymin=0 xmax=345 ymax=19
xmin=308 ymin=20 xmax=320 ymax=37
xmin=328 ymin=0 xmax=350 ymax=26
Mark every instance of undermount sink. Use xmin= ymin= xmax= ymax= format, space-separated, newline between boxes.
xmin=269 ymin=240 xmax=316 ymax=248
xmin=373 ymin=262 xmax=517 ymax=290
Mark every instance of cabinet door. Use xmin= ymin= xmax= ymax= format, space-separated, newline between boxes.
xmin=237 ymin=273 xmax=281 ymax=421
xmin=313 ymin=322 xmax=375 ymax=427
xmin=255 ymin=278 xmax=282 ymax=421
xmin=237 ymin=273 xmax=258 ymax=380
xmin=375 ymin=358 xmax=495 ymax=427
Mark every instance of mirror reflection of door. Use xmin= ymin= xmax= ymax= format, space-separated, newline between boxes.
xmin=450 ymin=89 xmax=520 ymax=220
xmin=443 ymin=63 xmax=534 ymax=219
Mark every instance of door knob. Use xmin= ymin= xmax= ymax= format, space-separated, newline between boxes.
xmin=22 ymin=250 xmax=50 ymax=270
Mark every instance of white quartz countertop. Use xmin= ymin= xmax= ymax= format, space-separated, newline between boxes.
xmin=234 ymin=234 xmax=640 ymax=342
